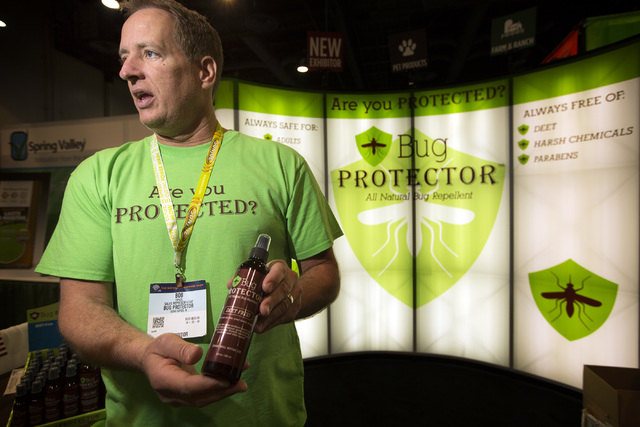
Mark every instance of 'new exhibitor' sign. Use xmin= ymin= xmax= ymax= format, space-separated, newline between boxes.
xmin=307 ymin=31 xmax=344 ymax=72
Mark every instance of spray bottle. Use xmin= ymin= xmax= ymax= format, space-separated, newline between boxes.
xmin=202 ymin=234 xmax=271 ymax=382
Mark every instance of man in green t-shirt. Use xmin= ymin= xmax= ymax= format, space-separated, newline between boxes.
xmin=35 ymin=0 xmax=342 ymax=425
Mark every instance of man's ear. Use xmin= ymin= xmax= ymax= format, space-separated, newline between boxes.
xmin=200 ymin=56 xmax=217 ymax=90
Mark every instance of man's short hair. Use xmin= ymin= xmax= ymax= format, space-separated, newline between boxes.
xmin=120 ymin=0 xmax=224 ymax=97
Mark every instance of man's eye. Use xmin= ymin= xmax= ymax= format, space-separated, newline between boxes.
xmin=145 ymin=50 xmax=158 ymax=59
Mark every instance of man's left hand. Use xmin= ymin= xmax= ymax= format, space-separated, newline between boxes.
xmin=255 ymin=260 xmax=301 ymax=333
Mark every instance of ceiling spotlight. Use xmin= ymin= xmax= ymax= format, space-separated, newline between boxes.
xmin=101 ymin=0 xmax=120 ymax=9
xmin=296 ymin=59 xmax=308 ymax=73
xmin=0 ymin=20 xmax=6 ymax=28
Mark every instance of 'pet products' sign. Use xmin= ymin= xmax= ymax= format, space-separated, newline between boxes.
xmin=388 ymin=29 xmax=428 ymax=73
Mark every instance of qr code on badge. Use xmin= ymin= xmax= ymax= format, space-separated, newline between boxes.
xmin=152 ymin=317 xmax=165 ymax=328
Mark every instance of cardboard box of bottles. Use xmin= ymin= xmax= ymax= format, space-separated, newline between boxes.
xmin=7 ymin=348 xmax=106 ymax=427
xmin=9 ymin=409 xmax=107 ymax=427
xmin=582 ymin=365 xmax=640 ymax=427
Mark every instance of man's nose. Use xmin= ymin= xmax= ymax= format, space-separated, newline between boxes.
xmin=119 ymin=57 xmax=141 ymax=81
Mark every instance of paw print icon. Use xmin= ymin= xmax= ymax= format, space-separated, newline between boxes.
xmin=398 ymin=39 xmax=416 ymax=57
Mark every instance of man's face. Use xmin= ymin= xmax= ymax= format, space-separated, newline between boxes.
xmin=118 ymin=8 xmax=206 ymax=136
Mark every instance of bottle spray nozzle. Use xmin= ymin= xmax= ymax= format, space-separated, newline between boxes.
xmin=250 ymin=234 xmax=271 ymax=262
xmin=255 ymin=234 xmax=271 ymax=250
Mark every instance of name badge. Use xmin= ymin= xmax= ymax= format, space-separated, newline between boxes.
xmin=147 ymin=280 xmax=207 ymax=339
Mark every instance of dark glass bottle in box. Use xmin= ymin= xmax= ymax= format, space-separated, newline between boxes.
xmin=44 ymin=364 xmax=62 ymax=423
xmin=29 ymin=379 xmax=44 ymax=426
xmin=11 ymin=383 xmax=29 ymax=427
xmin=79 ymin=361 xmax=100 ymax=413
xmin=62 ymin=361 xmax=80 ymax=418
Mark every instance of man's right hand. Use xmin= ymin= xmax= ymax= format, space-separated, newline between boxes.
xmin=142 ymin=333 xmax=248 ymax=407
xmin=59 ymin=279 xmax=247 ymax=407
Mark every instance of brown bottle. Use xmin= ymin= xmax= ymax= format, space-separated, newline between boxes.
xmin=78 ymin=361 xmax=100 ymax=413
xmin=11 ymin=382 xmax=28 ymax=427
xmin=44 ymin=365 xmax=62 ymax=423
xmin=29 ymin=379 xmax=44 ymax=426
xmin=62 ymin=361 xmax=80 ymax=418
xmin=202 ymin=234 xmax=271 ymax=383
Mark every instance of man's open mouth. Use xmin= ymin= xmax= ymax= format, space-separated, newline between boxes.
xmin=133 ymin=90 xmax=154 ymax=107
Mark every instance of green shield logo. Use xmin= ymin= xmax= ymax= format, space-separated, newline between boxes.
xmin=529 ymin=259 xmax=618 ymax=341
xmin=232 ymin=276 xmax=242 ymax=288
xmin=517 ymin=124 xmax=529 ymax=135
xmin=356 ymin=126 xmax=392 ymax=166
xmin=518 ymin=139 xmax=529 ymax=150
xmin=332 ymin=128 xmax=505 ymax=307
xmin=518 ymin=154 xmax=529 ymax=165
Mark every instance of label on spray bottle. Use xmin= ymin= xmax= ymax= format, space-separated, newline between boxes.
xmin=208 ymin=268 xmax=266 ymax=365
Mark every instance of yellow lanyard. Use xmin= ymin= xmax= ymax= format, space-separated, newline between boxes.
xmin=149 ymin=123 xmax=223 ymax=286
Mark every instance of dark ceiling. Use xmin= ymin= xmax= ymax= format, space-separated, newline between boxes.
xmin=7 ymin=0 xmax=640 ymax=92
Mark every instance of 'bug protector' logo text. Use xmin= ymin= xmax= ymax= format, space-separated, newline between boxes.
xmin=529 ymin=259 xmax=618 ymax=341
xmin=332 ymin=127 xmax=505 ymax=307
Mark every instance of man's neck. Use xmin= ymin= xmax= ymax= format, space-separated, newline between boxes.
xmin=154 ymin=114 xmax=220 ymax=147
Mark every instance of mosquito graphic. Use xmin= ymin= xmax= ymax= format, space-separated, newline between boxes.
xmin=360 ymin=136 xmax=387 ymax=155
xmin=357 ymin=157 xmax=475 ymax=278
xmin=541 ymin=272 xmax=602 ymax=330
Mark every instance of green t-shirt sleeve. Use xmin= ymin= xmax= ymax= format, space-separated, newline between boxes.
xmin=35 ymin=154 xmax=115 ymax=281
xmin=285 ymin=154 xmax=343 ymax=261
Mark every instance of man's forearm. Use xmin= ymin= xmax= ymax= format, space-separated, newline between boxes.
xmin=59 ymin=279 xmax=247 ymax=406
xmin=296 ymin=249 xmax=340 ymax=319
xmin=58 ymin=278 xmax=152 ymax=371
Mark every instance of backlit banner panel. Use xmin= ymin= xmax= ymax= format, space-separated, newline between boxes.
xmin=213 ymin=80 xmax=235 ymax=133
xmin=411 ymin=82 xmax=510 ymax=365
xmin=513 ymin=42 xmax=640 ymax=387
xmin=236 ymin=83 xmax=326 ymax=188
xmin=327 ymin=92 xmax=414 ymax=352
xmin=231 ymin=82 xmax=329 ymax=357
